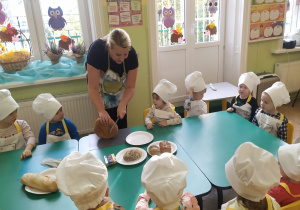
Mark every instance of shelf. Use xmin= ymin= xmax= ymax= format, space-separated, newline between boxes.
xmin=272 ymin=47 xmax=300 ymax=54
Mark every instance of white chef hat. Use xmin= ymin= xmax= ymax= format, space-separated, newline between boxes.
xmin=225 ymin=142 xmax=280 ymax=202
xmin=32 ymin=93 xmax=62 ymax=121
xmin=238 ymin=72 xmax=260 ymax=93
xmin=185 ymin=71 xmax=206 ymax=92
xmin=153 ymin=79 xmax=177 ymax=103
xmin=263 ymin=82 xmax=290 ymax=108
xmin=141 ymin=153 xmax=188 ymax=209
xmin=278 ymin=143 xmax=300 ymax=182
xmin=0 ymin=89 xmax=19 ymax=121
xmin=56 ymin=151 xmax=108 ymax=210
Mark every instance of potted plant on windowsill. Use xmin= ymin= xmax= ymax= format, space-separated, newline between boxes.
xmin=44 ymin=40 xmax=64 ymax=65
xmin=70 ymin=42 xmax=86 ymax=63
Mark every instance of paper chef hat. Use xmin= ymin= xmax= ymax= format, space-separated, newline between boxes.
xmin=142 ymin=153 xmax=188 ymax=209
xmin=56 ymin=152 xmax=108 ymax=210
xmin=32 ymin=93 xmax=62 ymax=121
xmin=225 ymin=142 xmax=280 ymax=202
xmin=153 ymin=79 xmax=177 ymax=103
xmin=278 ymin=143 xmax=300 ymax=182
xmin=238 ymin=72 xmax=260 ymax=93
xmin=263 ymin=82 xmax=290 ymax=108
xmin=185 ymin=71 xmax=206 ymax=92
xmin=0 ymin=89 xmax=19 ymax=121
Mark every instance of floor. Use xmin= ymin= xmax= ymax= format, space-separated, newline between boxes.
xmin=201 ymin=100 xmax=300 ymax=210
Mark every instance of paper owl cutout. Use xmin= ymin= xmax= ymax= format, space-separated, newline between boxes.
xmin=48 ymin=6 xmax=66 ymax=31
xmin=0 ymin=2 xmax=6 ymax=25
xmin=207 ymin=0 xmax=218 ymax=14
xmin=205 ymin=23 xmax=217 ymax=36
xmin=162 ymin=7 xmax=175 ymax=28
xmin=58 ymin=35 xmax=74 ymax=50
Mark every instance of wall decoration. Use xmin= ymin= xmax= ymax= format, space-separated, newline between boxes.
xmin=0 ymin=24 xmax=18 ymax=42
xmin=0 ymin=2 xmax=7 ymax=25
xmin=107 ymin=0 xmax=143 ymax=27
xmin=171 ymin=26 xmax=183 ymax=43
xmin=205 ymin=23 xmax=217 ymax=36
xmin=48 ymin=6 xmax=67 ymax=31
xmin=58 ymin=35 xmax=74 ymax=50
xmin=249 ymin=0 xmax=286 ymax=41
xmin=207 ymin=0 xmax=218 ymax=14
xmin=162 ymin=7 xmax=175 ymax=28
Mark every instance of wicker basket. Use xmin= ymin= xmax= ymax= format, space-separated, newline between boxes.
xmin=74 ymin=53 xmax=83 ymax=63
xmin=46 ymin=51 xmax=62 ymax=65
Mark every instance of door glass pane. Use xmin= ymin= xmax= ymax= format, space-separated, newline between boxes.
xmin=157 ymin=0 xmax=185 ymax=47
xmin=195 ymin=0 xmax=220 ymax=43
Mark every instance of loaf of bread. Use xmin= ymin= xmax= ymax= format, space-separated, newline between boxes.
xmin=21 ymin=173 xmax=58 ymax=192
xmin=123 ymin=149 xmax=142 ymax=162
xmin=159 ymin=141 xmax=171 ymax=153
xmin=94 ymin=118 xmax=118 ymax=139
xmin=149 ymin=145 xmax=161 ymax=156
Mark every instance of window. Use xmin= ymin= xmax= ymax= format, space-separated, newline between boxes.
xmin=285 ymin=0 xmax=300 ymax=38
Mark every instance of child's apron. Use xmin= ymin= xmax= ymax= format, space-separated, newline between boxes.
xmin=232 ymin=94 xmax=252 ymax=120
xmin=279 ymin=182 xmax=300 ymax=198
xmin=187 ymin=100 xmax=207 ymax=117
xmin=255 ymin=109 xmax=283 ymax=137
xmin=46 ymin=119 xmax=71 ymax=144
xmin=0 ymin=121 xmax=26 ymax=152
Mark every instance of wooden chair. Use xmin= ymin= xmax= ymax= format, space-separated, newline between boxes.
xmin=281 ymin=199 xmax=300 ymax=210
xmin=184 ymin=109 xmax=187 ymax=118
xmin=287 ymin=121 xmax=294 ymax=144
xmin=143 ymin=104 xmax=175 ymax=123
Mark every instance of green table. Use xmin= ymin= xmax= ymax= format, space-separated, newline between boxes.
xmin=80 ymin=125 xmax=212 ymax=210
xmin=168 ymin=111 xmax=286 ymax=208
xmin=0 ymin=140 xmax=78 ymax=210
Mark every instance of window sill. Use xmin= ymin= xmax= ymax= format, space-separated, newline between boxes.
xmin=272 ymin=47 xmax=300 ymax=54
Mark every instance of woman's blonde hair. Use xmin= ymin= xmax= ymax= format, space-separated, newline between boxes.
xmin=103 ymin=28 xmax=131 ymax=49
xmin=237 ymin=195 xmax=268 ymax=210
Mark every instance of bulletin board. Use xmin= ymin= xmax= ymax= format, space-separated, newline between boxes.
xmin=106 ymin=0 xmax=143 ymax=27
xmin=249 ymin=0 xmax=286 ymax=42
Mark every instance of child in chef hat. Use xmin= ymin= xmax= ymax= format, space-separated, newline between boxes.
xmin=32 ymin=93 xmax=80 ymax=145
xmin=0 ymin=89 xmax=35 ymax=160
xmin=56 ymin=151 xmax=124 ymax=210
xmin=222 ymin=142 xmax=281 ymax=210
xmin=145 ymin=79 xmax=182 ymax=130
xmin=252 ymin=81 xmax=290 ymax=142
xmin=227 ymin=72 xmax=260 ymax=122
xmin=136 ymin=153 xmax=200 ymax=210
xmin=268 ymin=143 xmax=300 ymax=207
xmin=184 ymin=71 xmax=207 ymax=118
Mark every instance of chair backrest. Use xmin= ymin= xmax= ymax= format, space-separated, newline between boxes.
xmin=281 ymin=199 xmax=300 ymax=210
xmin=287 ymin=121 xmax=294 ymax=144
xmin=184 ymin=109 xmax=187 ymax=118
xmin=143 ymin=104 xmax=175 ymax=123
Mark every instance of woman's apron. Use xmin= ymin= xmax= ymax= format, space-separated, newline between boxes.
xmin=46 ymin=119 xmax=71 ymax=144
xmin=0 ymin=121 xmax=26 ymax=152
xmin=187 ymin=100 xmax=207 ymax=117
xmin=232 ymin=94 xmax=252 ymax=120
xmin=255 ymin=109 xmax=283 ymax=137
xmin=279 ymin=182 xmax=300 ymax=198
xmin=99 ymin=53 xmax=126 ymax=109
xmin=226 ymin=194 xmax=273 ymax=210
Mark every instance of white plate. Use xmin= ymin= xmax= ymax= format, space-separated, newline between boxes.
xmin=116 ymin=147 xmax=147 ymax=165
xmin=147 ymin=141 xmax=177 ymax=156
xmin=126 ymin=131 xmax=154 ymax=146
xmin=25 ymin=168 xmax=57 ymax=194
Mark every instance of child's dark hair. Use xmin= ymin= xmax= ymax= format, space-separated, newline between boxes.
xmin=152 ymin=93 xmax=166 ymax=104
xmin=237 ymin=195 xmax=267 ymax=210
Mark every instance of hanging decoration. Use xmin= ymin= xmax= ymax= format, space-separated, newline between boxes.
xmin=0 ymin=24 xmax=18 ymax=42
xmin=48 ymin=6 xmax=67 ymax=31
xmin=207 ymin=0 xmax=218 ymax=14
xmin=0 ymin=2 xmax=7 ymax=25
xmin=205 ymin=23 xmax=217 ymax=36
xmin=58 ymin=35 xmax=74 ymax=50
xmin=162 ymin=7 xmax=175 ymax=28
xmin=171 ymin=26 xmax=183 ymax=43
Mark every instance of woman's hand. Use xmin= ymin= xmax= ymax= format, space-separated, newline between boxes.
xmin=98 ymin=110 xmax=111 ymax=126
xmin=117 ymin=102 xmax=127 ymax=119
xmin=158 ymin=121 xmax=168 ymax=127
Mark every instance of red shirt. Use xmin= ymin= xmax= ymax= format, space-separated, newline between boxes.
xmin=268 ymin=177 xmax=300 ymax=207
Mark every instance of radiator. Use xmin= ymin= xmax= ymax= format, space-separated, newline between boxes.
xmin=17 ymin=93 xmax=98 ymax=142
xmin=275 ymin=60 xmax=300 ymax=93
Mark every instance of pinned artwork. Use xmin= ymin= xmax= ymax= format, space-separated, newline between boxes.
xmin=58 ymin=35 xmax=74 ymax=50
xmin=0 ymin=2 xmax=6 ymax=25
xmin=251 ymin=10 xmax=260 ymax=23
xmin=171 ymin=26 xmax=183 ymax=43
xmin=0 ymin=23 xmax=18 ymax=42
xmin=48 ymin=7 xmax=67 ymax=31
xmin=205 ymin=23 xmax=217 ymax=36
xmin=207 ymin=0 xmax=218 ymax=14
xmin=162 ymin=7 xmax=175 ymax=28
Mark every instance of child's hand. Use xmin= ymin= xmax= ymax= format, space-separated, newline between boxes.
xmin=227 ymin=107 xmax=234 ymax=112
xmin=146 ymin=123 xmax=154 ymax=130
xmin=158 ymin=121 xmax=168 ymax=127
xmin=188 ymin=88 xmax=194 ymax=95
xmin=21 ymin=150 xmax=32 ymax=160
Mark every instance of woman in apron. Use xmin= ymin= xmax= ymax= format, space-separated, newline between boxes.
xmin=87 ymin=28 xmax=139 ymax=129
xmin=0 ymin=89 xmax=35 ymax=159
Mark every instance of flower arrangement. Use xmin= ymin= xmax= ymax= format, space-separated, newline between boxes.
xmin=0 ymin=43 xmax=6 ymax=54
xmin=44 ymin=40 xmax=64 ymax=65
xmin=70 ymin=41 xmax=86 ymax=63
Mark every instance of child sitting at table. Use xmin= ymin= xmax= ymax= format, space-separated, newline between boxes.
xmin=221 ymin=142 xmax=281 ymax=210
xmin=56 ymin=151 xmax=124 ymax=210
xmin=227 ymin=72 xmax=260 ymax=122
xmin=252 ymin=81 xmax=290 ymax=142
xmin=135 ymin=153 xmax=200 ymax=210
xmin=145 ymin=79 xmax=182 ymax=130
xmin=184 ymin=71 xmax=207 ymax=117
xmin=268 ymin=143 xmax=300 ymax=207
xmin=0 ymin=89 xmax=35 ymax=160
xmin=32 ymin=93 xmax=80 ymax=145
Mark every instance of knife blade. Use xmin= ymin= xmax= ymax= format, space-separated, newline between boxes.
xmin=110 ymin=117 xmax=119 ymax=133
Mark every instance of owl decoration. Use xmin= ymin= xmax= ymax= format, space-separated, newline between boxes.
xmin=59 ymin=35 xmax=74 ymax=50
xmin=207 ymin=0 xmax=218 ymax=14
xmin=48 ymin=6 xmax=67 ymax=31
xmin=162 ymin=7 xmax=175 ymax=28
xmin=0 ymin=2 xmax=6 ymax=25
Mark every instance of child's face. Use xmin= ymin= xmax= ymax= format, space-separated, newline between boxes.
xmin=0 ymin=109 xmax=17 ymax=126
xmin=238 ymin=84 xmax=250 ymax=99
xmin=193 ymin=88 xmax=206 ymax=100
xmin=50 ymin=107 xmax=64 ymax=123
xmin=260 ymin=92 xmax=276 ymax=114
xmin=152 ymin=93 xmax=165 ymax=109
